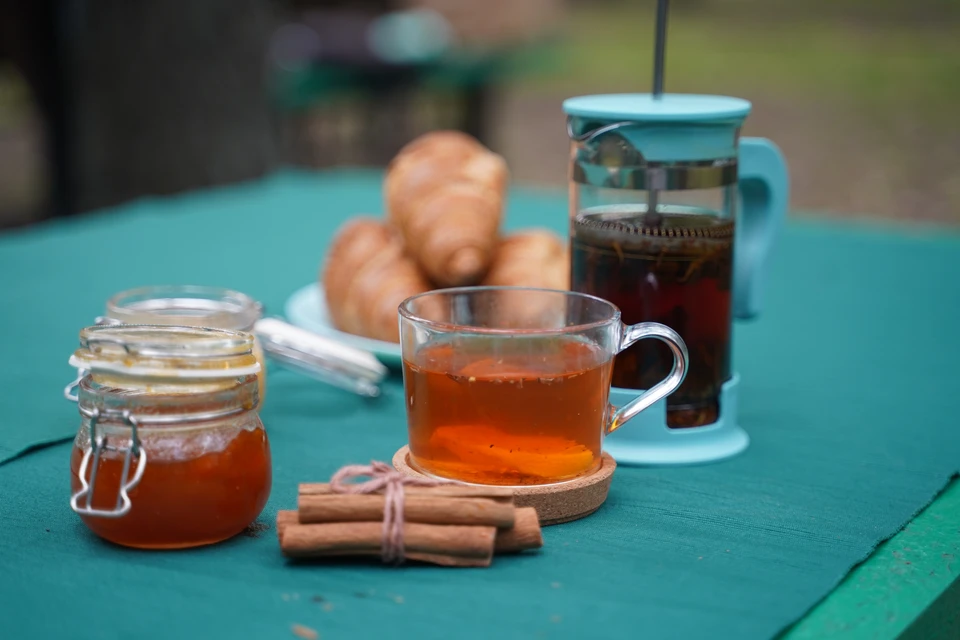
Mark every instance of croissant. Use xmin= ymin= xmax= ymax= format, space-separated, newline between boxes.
xmin=321 ymin=217 xmax=431 ymax=343
xmin=384 ymin=130 xmax=508 ymax=287
xmin=481 ymin=229 xmax=570 ymax=329
xmin=482 ymin=229 xmax=569 ymax=291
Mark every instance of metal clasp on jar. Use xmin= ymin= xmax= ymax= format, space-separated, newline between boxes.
xmin=64 ymin=317 xmax=122 ymax=403
xmin=70 ymin=408 xmax=147 ymax=518
xmin=63 ymin=372 xmax=84 ymax=402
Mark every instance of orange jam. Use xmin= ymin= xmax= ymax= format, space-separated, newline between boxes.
xmin=70 ymin=420 xmax=271 ymax=549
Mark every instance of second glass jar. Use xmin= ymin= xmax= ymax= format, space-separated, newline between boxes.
xmin=104 ymin=285 xmax=268 ymax=402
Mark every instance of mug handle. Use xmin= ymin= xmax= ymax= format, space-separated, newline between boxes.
xmin=735 ymin=137 xmax=789 ymax=320
xmin=606 ymin=322 xmax=689 ymax=435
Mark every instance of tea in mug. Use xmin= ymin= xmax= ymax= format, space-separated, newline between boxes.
xmin=571 ymin=207 xmax=733 ymax=428
xmin=402 ymin=336 xmax=613 ymax=486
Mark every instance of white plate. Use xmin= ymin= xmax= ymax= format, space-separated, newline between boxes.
xmin=284 ymin=283 xmax=403 ymax=367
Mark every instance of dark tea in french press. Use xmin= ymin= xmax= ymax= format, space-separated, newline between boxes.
xmin=571 ymin=207 xmax=734 ymax=428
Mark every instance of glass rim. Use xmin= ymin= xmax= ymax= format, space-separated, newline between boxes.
xmin=398 ymin=285 xmax=622 ymax=335
xmin=105 ymin=285 xmax=261 ymax=331
xmin=71 ymin=324 xmax=260 ymax=379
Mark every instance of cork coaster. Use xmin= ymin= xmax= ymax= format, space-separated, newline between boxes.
xmin=391 ymin=446 xmax=616 ymax=526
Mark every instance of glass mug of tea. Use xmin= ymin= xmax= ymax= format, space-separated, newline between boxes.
xmin=399 ymin=286 xmax=689 ymax=486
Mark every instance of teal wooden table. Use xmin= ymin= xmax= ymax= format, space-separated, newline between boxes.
xmin=787 ymin=481 xmax=960 ymax=639
xmin=0 ymin=169 xmax=957 ymax=640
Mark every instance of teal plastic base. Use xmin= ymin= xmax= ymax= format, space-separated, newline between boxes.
xmin=604 ymin=373 xmax=748 ymax=466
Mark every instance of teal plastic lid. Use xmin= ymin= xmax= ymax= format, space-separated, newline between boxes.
xmin=563 ymin=93 xmax=752 ymax=123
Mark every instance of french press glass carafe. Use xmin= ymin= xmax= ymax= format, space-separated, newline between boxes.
xmin=565 ymin=93 xmax=789 ymax=465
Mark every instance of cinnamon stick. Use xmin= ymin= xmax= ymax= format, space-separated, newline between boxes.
xmin=299 ymin=482 xmax=514 ymax=500
xmin=276 ymin=506 xmax=542 ymax=557
xmin=297 ymin=493 xmax=516 ymax=528
xmin=279 ymin=520 xmax=497 ymax=567
xmin=277 ymin=509 xmax=297 ymax=538
xmin=494 ymin=507 xmax=543 ymax=554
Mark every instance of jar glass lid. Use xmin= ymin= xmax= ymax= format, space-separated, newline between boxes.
xmin=69 ymin=324 xmax=261 ymax=379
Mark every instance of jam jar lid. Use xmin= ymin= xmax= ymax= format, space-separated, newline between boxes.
xmin=68 ymin=324 xmax=261 ymax=379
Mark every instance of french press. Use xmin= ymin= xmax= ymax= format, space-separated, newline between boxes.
xmin=565 ymin=93 xmax=789 ymax=465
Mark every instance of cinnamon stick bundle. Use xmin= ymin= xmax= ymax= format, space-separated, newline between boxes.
xmin=277 ymin=482 xmax=543 ymax=568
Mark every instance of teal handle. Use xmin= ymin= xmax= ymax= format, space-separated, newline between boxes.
xmin=735 ymin=137 xmax=789 ymax=320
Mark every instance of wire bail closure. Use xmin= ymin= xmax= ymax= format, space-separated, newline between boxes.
xmin=64 ymin=317 xmax=122 ymax=403
xmin=63 ymin=371 xmax=84 ymax=402
xmin=70 ymin=408 xmax=147 ymax=519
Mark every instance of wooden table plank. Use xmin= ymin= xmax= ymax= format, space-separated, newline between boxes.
xmin=786 ymin=479 xmax=960 ymax=639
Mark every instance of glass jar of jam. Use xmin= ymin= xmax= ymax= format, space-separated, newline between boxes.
xmin=68 ymin=324 xmax=272 ymax=549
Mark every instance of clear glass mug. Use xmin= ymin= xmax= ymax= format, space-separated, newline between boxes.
xmin=398 ymin=286 xmax=689 ymax=486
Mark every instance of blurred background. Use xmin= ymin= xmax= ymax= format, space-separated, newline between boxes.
xmin=0 ymin=0 xmax=957 ymax=229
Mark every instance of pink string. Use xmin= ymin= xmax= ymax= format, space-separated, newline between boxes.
xmin=329 ymin=460 xmax=454 ymax=564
